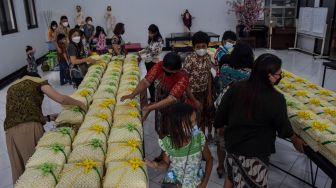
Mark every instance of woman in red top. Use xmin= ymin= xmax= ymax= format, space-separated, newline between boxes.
xmin=121 ymin=52 xmax=200 ymax=137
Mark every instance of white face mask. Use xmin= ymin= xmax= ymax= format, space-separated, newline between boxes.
xmin=224 ymin=42 xmax=234 ymax=49
xmin=72 ymin=36 xmax=81 ymax=44
xmin=88 ymin=21 xmax=92 ymax=25
xmin=195 ymin=49 xmax=207 ymax=56
xmin=62 ymin=22 xmax=69 ymax=27
xmin=52 ymin=26 xmax=57 ymax=30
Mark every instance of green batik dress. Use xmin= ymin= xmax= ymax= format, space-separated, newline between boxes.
xmin=159 ymin=131 xmax=206 ymax=188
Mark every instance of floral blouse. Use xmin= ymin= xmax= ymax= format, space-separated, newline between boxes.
xmin=159 ymin=131 xmax=206 ymax=188
xmin=183 ymin=52 xmax=212 ymax=93
xmin=141 ymin=38 xmax=163 ymax=63
xmin=96 ymin=33 xmax=107 ymax=51
xmin=111 ymin=34 xmax=125 ymax=55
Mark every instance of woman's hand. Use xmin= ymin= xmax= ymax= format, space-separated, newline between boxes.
xmin=78 ymin=102 xmax=88 ymax=113
xmin=120 ymin=94 xmax=135 ymax=102
xmin=142 ymin=105 xmax=152 ymax=122
xmin=145 ymin=159 xmax=158 ymax=169
xmin=291 ymin=134 xmax=306 ymax=153
xmin=86 ymin=57 xmax=96 ymax=64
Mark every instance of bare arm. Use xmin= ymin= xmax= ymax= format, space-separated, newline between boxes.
xmin=120 ymin=79 xmax=151 ymax=101
xmin=41 ymin=85 xmax=87 ymax=112
xmin=145 ymin=152 xmax=170 ymax=171
xmin=70 ymin=56 xmax=95 ymax=65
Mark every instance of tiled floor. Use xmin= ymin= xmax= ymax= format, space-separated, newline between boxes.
xmin=0 ymin=49 xmax=335 ymax=188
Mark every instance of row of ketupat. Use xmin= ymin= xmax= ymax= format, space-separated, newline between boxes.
xmin=103 ymin=55 xmax=148 ymax=188
xmin=276 ymin=70 xmax=336 ymax=166
xmin=14 ymin=55 xmax=113 ymax=188
xmin=54 ymin=56 xmax=125 ymax=187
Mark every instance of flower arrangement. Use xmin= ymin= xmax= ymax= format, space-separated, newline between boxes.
xmin=232 ymin=0 xmax=264 ymax=32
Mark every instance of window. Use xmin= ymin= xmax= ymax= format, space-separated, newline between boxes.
xmin=0 ymin=0 xmax=18 ymax=35
xmin=24 ymin=0 xmax=38 ymax=29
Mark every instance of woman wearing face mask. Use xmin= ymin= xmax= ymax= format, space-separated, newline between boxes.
xmin=184 ymin=31 xmax=215 ymax=140
xmin=67 ymin=28 xmax=96 ymax=87
xmin=83 ymin=17 xmax=95 ymax=43
xmin=121 ymin=52 xmax=200 ymax=135
xmin=54 ymin=16 xmax=70 ymax=53
xmin=111 ymin=22 xmax=126 ymax=56
xmin=214 ymin=54 xmax=305 ymax=188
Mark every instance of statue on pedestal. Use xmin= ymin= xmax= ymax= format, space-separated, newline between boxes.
xmin=75 ymin=5 xmax=84 ymax=26
xmin=105 ymin=5 xmax=116 ymax=40
xmin=181 ymin=9 xmax=193 ymax=33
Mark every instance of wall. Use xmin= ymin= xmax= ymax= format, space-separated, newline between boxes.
xmin=38 ymin=0 xmax=237 ymax=45
xmin=0 ymin=0 xmax=237 ymax=80
xmin=0 ymin=0 xmax=47 ymax=80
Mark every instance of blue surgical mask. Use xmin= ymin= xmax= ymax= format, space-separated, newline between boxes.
xmin=192 ymin=124 xmax=200 ymax=136
xmin=224 ymin=42 xmax=234 ymax=50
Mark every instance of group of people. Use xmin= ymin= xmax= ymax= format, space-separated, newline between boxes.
xmin=12 ymin=17 xmax=308 ymax=187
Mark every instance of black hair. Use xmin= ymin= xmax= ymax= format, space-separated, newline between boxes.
xmin=68 ymin=28 xmax=84 ymax=50
xmin=163 ymin=52 xmax=182 ymax=71
xmin=192 ymin=31 xmax=210 ymax=46
xmin=26 ymin=46 xmax=33 ymax=53
xmin=74 ymin=25 xmax=80 ymax=30
xmin=95 ymin=26 xmax=106 ymax=38
xmin=60 ymin=15 xmax=68 ymax=21
xmin=113 ymin=23 xmax=125 ymax=35
xmin=50 ymin=21 xmax=58 ymax=31
xmin=85 ymin=17 xmax=92 ymax=23
xmin=148 ymin=24 xmax=163 ymax=44
xmin=221 ymin=42 xmax=254 ymax=69
xmin=57 ymin=33 xmax=66 ymax=42
xmin=240 ymin=53 xmax=282 ymax=118
xmin=222 ymin=30 xmax=237 ymax=42
xmin=165 ymin=102 xmax=195 ymax=148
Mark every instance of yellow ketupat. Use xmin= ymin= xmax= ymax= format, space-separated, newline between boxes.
xmin=93 ymin=88 xmax=117 ymax=100
xmin=56 ymin=160 xmax=103 ymax=188
xmin=55 ymin=106 xmax=85 ymax=126
xmin=114 ymin=105 xmax=139 ymax=116
xmin=113 ymin=114 xmax=142 ymax=128
xmin=15 ymin=163 xmax=62 ymax=188
xmin=319 ymin=134 xmax=336 ymax=166
xmin=68 ymin=139 xmax=106 ymax=163
xmin=37 ymin=127 xmax=75 ymax=148
xmin=108 ymin=123 xmax=143 ymax=143
xmin=26 ymin=144 xmax=70 ymax=168
xmin=105 ymin=140 xmax=143 ymax=164
xmin=315 ymin=107 xmax=336 ymax=124
xmin=104 ymin=159 xmax=148 ymax=188
xmin=73 ymin=125 xmax=108 ymax=147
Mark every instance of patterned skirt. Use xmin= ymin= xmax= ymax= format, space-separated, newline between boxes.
xmin=193 ymin=90 xmax=215 ymax=131
xmin=225 ymin=153 xmax=269 ymax=188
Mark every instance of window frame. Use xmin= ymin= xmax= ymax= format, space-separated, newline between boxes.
xmin=23 ymin=0 xmax=38 ymax=29
xmin=0 ymin=0 xmax=18 ymax=35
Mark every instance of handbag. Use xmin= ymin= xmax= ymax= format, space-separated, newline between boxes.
xmin=161 ymin=138 xmax=192 ymax=188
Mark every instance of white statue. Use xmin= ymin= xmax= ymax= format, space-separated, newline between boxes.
xmin=104 ymin=5 xmax=116 ymax=39
xmin=75 ymin=5 xmax=84 ymax=26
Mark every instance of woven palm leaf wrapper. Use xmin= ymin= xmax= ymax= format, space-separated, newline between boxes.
xmin=90 ymin=55 xmax=102 ymax=61
xmin=104 ymin=159 xmax=148 ymax=188
xmin=114 ymin=105 xmax=139 ymax=115
xmin=37 ymin=128 xmax=75 ymax=148
xmin=116 ymin=99 xmax=140 ymax=110
xmin=302 ymin=98 xmax=331 ymax=113
xmin=299 ymin=119 xmax=336 ymax=152
xmin=282 ymin=70 xmax=297 ymax=82
xmin=116 ymin=91 xmax=137 ymax=101
xmin=106 ymin=140 xmax=143 ymax=164
xmin=288 ymin=110 xmax=319 ymax=135
xmin=88 ymin=99 xmax=116 ymax=116
xmin=302 ymin=82 xmax=321 ymax=93
xmin=315 ymin=107 xmax=336 ymax=124
xmin=56 ymin=160 xmax=103 ymax=188
xmin=15 ymin=163 xmax=62 ymax=188
xmin=101 ymin=72 xmax=121 ymax=82
xmin=86 ymin=67 xmax=104 ymax=77
xmin=108 ymin=123 xmax=143 ymax=143
xmin=55 ymin=106 xmax=85 ymax=128
xmin=78 ymin=81 xmax=99 ymax=91
xmin=288 ymin=90 xmax=313 ymax=103
xmin=68 ymin=139 xmax=106 ymax=163
xmin=113 ymin=113 xmax=142 ymax=128
xmin=81 ymin=76 xmax=101 ymax=86
xmin=319 ymin=134 xmax=336 ymax=166
xmin=112 ymin=55 xmax=125 ymax=61
xmin=73 ymin=124 xmax=108 ymax=147
xmin=100 ymin=80 xmax=120 ymax=90
xmin=26 ymin=144 xmax=70 ymax=168
xmin=100 ymin=54 xmax=112 ymax=62
xmin=72 ymin=88 xmax=95 ymax=107
xmin=121 ymin=74 xmax=139 ymax=82
xmin=277 ymin=82 xmax=298 ymax=93
xmin=85 ymin=113 xmax=113 ymax=127
xmin=80 ymin=117 xmax=111 ymax=132
xmin=314 ymin=89 xmax=336 ymax=106
xmin=93 ymin=87 xmax=117 ymax=100
xmin=118 ymin=84 xmax=137 ymax=93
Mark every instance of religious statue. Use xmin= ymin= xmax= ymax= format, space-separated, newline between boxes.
xmin=75 ymin=5 xmax=84 ymax=26
xmin=181 ymin=9 xmax=193 ymax=33
xmin=104 ymin=5 xmax=116 ymax=40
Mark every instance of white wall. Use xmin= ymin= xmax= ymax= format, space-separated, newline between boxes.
xmin=0 ymin=0 xmax=237 ymax=80
xmin=0 ymin=0 xmax=48 ymax=80
xmin=39 ymin=0 xmax=237 ymax=45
